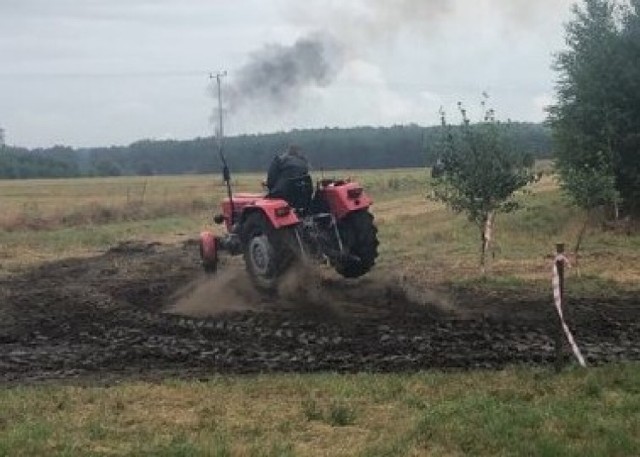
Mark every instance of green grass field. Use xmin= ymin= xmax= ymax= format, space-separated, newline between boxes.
xmin=1 ymin=169 xmax=638 ymax=288
xmin=1 ymin=366 xmax=639 ymax=456
xmin=0 ymin=170 xmax=425 ymax=271
xmin=1 ymin=169 xmax=639 ymax=456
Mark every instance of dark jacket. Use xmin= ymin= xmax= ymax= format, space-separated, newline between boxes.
xmin=266 ymin=152 xmax=309 ymax=197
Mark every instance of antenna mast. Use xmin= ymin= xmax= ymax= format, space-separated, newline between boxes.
xmin=210 ymin=71 xmax=235 ymax=224
xmin=214 ymin=71 xmax=226 ymax=151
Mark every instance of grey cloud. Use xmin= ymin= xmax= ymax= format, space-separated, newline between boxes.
xmin=223 ymin=0 xmax=452 ymax=115
xmin=0 ymin=0 xmax=574 ymax=147
xmin=1 ymin=0 xmax=239 ymax=28
xmin=225 ymin=0 xmax=573 ymax=116
xmin=228 ymin=0 xmax=569 ymax=121
xmin=285 ymin=0 xmax=573 ymax=44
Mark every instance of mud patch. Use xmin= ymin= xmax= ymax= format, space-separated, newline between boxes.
xmin=0 ymin=240 xmax=639 ymax=384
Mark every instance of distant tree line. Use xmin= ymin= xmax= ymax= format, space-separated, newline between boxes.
xmin=0 ymin=123 xmax=552 ymax=179
xmin=0 ymin=146 xmax=80 ymax=179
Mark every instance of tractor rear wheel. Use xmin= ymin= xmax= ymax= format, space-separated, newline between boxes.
xmin=336 ymin=210 xmax=379 ymax=279
xmin=242 ymin=212 xmax=297 ymax=292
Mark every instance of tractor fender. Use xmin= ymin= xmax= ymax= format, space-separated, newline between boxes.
xmin=320 ymin=182 xmax=373 ymax=220
xmin=199 ymin=231 xmax=218 ymax=273
xmin=240 ymin=199 xmax=300 ymax=230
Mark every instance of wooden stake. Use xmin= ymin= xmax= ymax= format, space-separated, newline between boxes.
xmin=554 ymin=243 xmax=566 ymax=373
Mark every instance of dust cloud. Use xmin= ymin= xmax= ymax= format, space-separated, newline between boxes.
xmin=276 ymin=262 xmax=346 ymax=318
xmin=395 ymin=274 xmax=459 ymax=315
xmin=166 ymin=266 xmax=261 ymax=317
xmin=167 ymin=259 xmax=458 ymax=320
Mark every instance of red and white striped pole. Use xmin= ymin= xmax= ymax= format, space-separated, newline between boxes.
xmin=553 ymin=243 xmax=587 ymax=371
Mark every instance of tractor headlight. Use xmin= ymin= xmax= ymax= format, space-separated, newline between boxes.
xmin=347 ymin=188 xmax=363 ymax=199
xmin=275 ymin=206 xmax=291 ymax=218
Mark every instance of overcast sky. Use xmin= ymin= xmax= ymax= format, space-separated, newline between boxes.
xmin=0 ymin=0 xmax=574 ymax=148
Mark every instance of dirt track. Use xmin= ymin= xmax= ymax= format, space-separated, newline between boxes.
xmin=1 ymin=241 xmax=639 ymax=384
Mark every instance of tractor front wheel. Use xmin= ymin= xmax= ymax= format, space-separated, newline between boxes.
xmin=242 ymin=212 xmax=296 ymax=292
xmin=199 ymin=231 xmax=218 ymax=274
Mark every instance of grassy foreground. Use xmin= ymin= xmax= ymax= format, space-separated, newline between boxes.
xmin=1 ymin=365 xmax=639 ymax=456
xmin=1 ymin=169 xmax=639 ymax=456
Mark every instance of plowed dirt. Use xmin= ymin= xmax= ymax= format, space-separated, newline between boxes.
xmin=1 ymin=241 xmax=638 ymax=384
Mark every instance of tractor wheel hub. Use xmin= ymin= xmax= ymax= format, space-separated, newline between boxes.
xmin=248 ymin=235 xmax=272 ymax=276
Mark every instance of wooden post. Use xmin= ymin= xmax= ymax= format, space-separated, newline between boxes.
xmin=140 ymin=180 xmax=148 ymax=205
xmin=554 ymin=243 xmax=566 ymax=373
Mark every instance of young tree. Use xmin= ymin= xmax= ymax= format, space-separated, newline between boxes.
xmin=430 ymin=102 xmax=536 ymax=272
xmin=561 ymin=152 xmax=620 ymax=269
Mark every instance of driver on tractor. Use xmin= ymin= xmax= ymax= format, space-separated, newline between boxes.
xmin=266 ymin=145 xmax=313 ymax=210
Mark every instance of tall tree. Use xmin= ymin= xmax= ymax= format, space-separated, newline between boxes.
xmin=550 ymin=0 xmax=640 ymax=216
xmin=617 ymin=0 xmax=640 ymax=213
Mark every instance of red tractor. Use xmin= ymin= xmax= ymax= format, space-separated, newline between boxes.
xmin=199 ymin=175 xmax=379 ymax=291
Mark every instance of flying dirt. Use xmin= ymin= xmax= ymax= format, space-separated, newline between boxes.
xmin=1 ymin=240 xmax=639 ymax=384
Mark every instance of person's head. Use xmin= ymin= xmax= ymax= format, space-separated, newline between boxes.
xmin=286 ymin=145 xmax=303 ymax=158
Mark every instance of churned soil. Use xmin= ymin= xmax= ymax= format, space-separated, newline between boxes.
xmin=1 ymin=241 xmax=638 ymax=384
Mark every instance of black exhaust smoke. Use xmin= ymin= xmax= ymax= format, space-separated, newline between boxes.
xmin=226 ymin=32 xmax=344 ymax=113
xmin=216 ymin=0 xmax=567 ymax=118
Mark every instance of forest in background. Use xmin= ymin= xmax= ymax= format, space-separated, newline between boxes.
xmin=0 ymin=123 xmax=551 ymax=179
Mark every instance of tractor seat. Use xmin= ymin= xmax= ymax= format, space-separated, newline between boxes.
xmin=269 ymin=175 xmax=313 ymax=212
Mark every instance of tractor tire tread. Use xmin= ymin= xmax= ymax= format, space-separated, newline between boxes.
xmin=336 ymin=210 xmax=379 ymax=279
